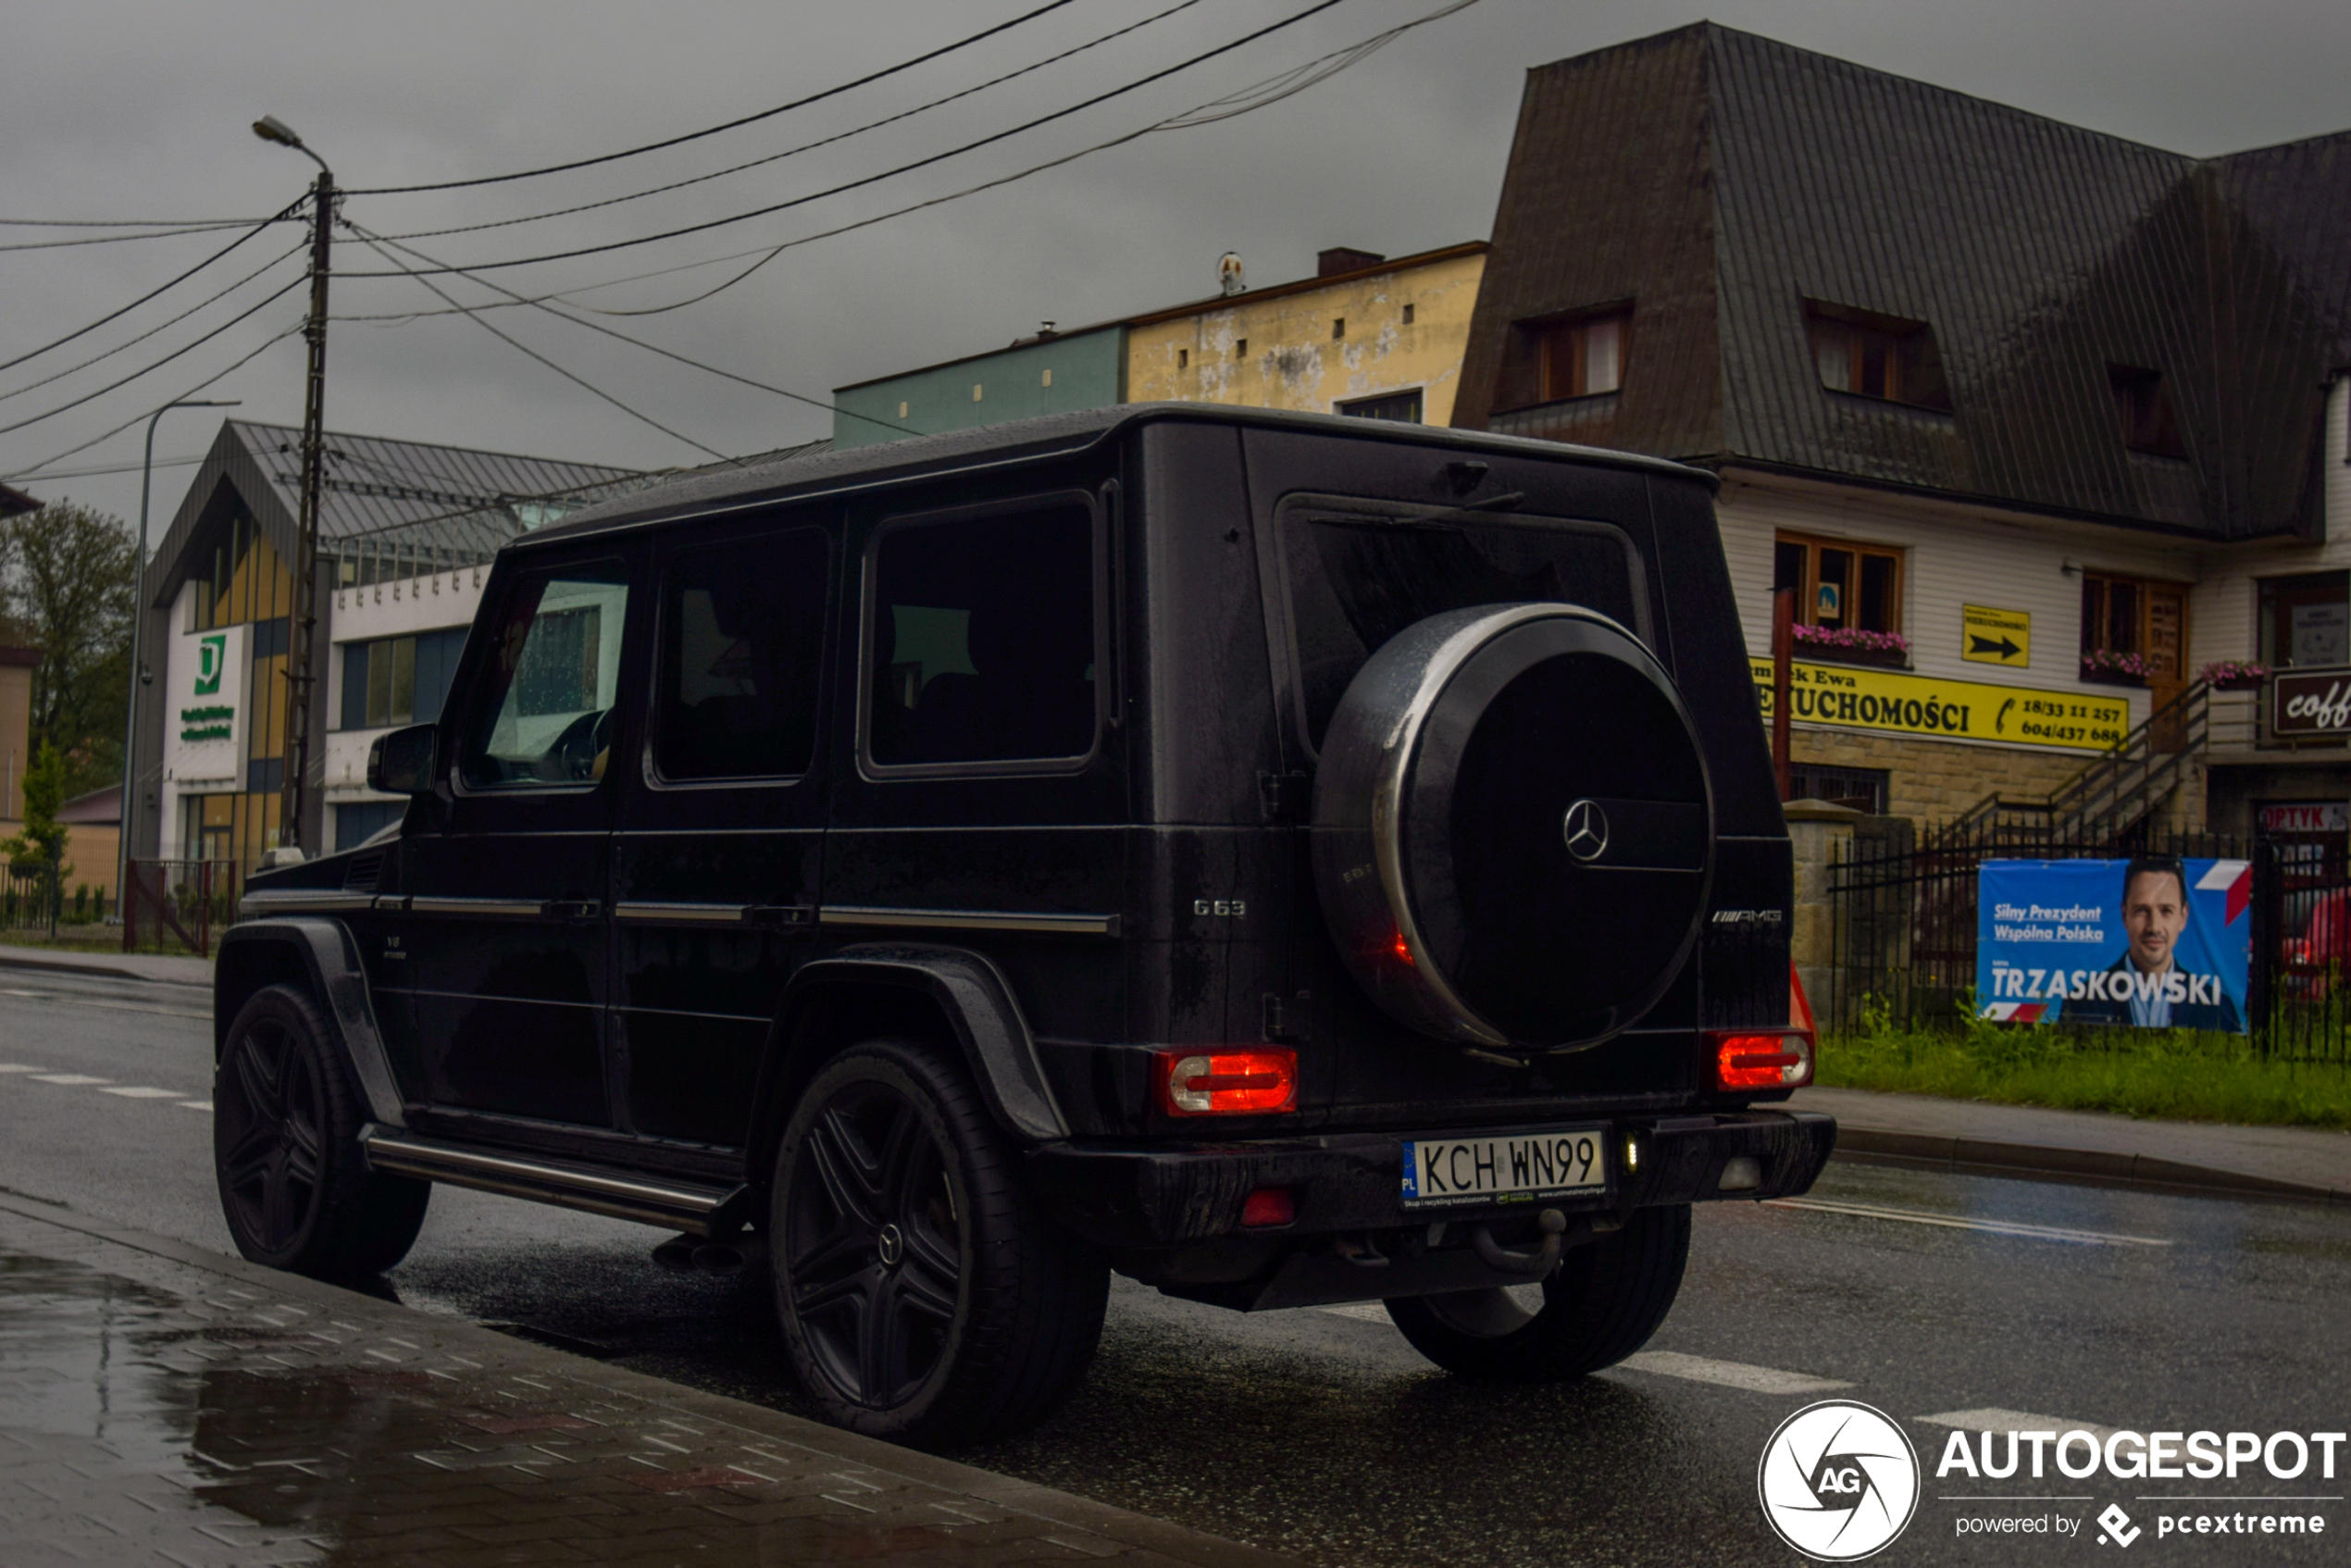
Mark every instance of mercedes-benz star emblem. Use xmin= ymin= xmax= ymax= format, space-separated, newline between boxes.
xmin=1561 ymin=799 xmax=1610 ymax=863
xmin=877 ymin=1223 xmax=904 ymax=1268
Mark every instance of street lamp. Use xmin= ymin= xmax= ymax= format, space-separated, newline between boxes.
xmin=253 ymin=114 xmax=333 ymax=859
xmin=117 ymin=399 xmax=239 ymax=918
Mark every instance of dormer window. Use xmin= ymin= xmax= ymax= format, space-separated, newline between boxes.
xmin=2109 ymin=366 xmax=2185 ymax=457
xmin=1806 ymin=302 xmax=1951 ymax=411
xmin=1499 ymin=304 xmax=1632 ymax=409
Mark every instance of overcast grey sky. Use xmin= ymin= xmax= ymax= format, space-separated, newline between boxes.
xmin=5 ymin=0 xmax=2346 ymax=529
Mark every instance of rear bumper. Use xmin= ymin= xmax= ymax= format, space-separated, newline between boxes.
xmin=1026 ymin=1109 xmax=1836 ymax=1251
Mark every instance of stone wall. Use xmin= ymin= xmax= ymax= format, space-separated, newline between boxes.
xmin=1792 ymin=731 xmax=2084 ymax=823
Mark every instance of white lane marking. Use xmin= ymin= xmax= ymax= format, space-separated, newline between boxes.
xmin=1619 ymin=1350 xmax=1854 ymax=1395
xmin=180 ymin=1101 xmax=213 ymax=1113
xmin=29 ymin=1074 xmax=111 ymax=1086
xmin=100 ymin=1086 xmax=185 ymax=1099
xmin=0 ymin=1064 xmax=43 ymax=1073
xmin=1319 ymin=1302 xmax=1390 ymax=1324
xmin=1765 ymin=1197 xmax=2171 ymax=1248
xmin=1918 ymin=1408 xmax=2124 ymax=1444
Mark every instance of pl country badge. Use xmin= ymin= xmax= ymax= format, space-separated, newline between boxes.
xmin=1758 ymin=1400 xmax=1922 ymax=1561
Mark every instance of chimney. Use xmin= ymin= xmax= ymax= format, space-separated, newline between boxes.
xmin=1316 ymin=247 xmax=1385 ymax=278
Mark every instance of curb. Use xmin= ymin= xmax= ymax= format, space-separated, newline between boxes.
xmin=0 ymin=1188 xmax=1300 ymax=1568
xmin=1832 ymin=1126 xmax=2351 ymax=1208
xmin=0 ymin=947 xmax=211 ymax=988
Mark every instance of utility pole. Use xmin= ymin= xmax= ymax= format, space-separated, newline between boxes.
xmin=255 ymin=116 xmax=331 ymax=857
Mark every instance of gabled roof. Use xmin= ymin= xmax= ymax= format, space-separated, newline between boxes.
xmin=149 ymin=420 xmax=646 ymax=608
xmin=1453 ymin=22 xmax=2351 ymax=540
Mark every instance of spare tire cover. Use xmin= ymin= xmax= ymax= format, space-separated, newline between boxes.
xmin=1310 ymin=604 xmax=1713 ymax=1052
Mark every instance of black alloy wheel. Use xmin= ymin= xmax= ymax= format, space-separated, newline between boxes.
xmin=770 ymin=1039 xmax=1108 ymax=1445
xmin=213 ymin=984 xmax=430 ymax=1279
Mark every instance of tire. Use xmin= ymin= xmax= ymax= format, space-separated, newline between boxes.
xmin=214 ymin=983 xmax=430 ymax=1280
xmin=1312 ymin=604 xmax=1714 ymax=1052
xmin=1386 ymin=1204 xmax=1690 ymax=1381
xmin=769 ymin=1038 xmax=1108 ymax=1446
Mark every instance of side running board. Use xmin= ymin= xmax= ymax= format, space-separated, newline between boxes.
xmin=358 ymin=1126 xmax=750 ymax=1238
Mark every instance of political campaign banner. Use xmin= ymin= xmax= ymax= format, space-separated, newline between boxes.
xmin=1976 ymin=857 xmax=2252 ymax=1032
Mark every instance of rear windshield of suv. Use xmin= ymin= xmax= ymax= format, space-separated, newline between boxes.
xmin=1276 ymin=493 xmax=1648 ymax=751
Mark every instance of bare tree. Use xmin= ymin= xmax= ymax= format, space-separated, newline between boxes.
xmin=0 ymin=501 xmax=136 ymax=799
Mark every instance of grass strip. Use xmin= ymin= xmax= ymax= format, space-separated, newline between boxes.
xmin=1820 ymin=1020 xmax=2351 ymax=1131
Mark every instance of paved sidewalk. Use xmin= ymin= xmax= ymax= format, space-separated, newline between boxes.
xmin=0 ymin=942 xmax=212 ymax=988
xmin=1792 ymin=1085 xmax=2351 ymax=1205
xmin=0 ymin=1192 xmax=1296 ymax=1568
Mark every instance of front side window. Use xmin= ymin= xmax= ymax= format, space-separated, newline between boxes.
xmin=865 ymin=501 xmax=1097 ymax=768
xmin=460 ymin=564 xmax=631 ymax=788
xmin=1278 ymin=494 xmax=1647 ymax=750
xmin=654 ymin=528 xmax=828 ymax=780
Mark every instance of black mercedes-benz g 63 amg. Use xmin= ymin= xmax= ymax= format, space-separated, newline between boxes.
xmin=222 ymin=404 xmax=1832 ymax=1443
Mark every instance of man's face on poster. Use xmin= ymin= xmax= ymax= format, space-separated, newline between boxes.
xmin=2123 ymin=869 xmax=2189 ymax=973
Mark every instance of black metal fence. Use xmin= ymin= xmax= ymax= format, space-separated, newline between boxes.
xmin=120 ymin=859 xmax=239 ymax=957
xmin=1826 ymin=822 xmax=2347 ymax=1065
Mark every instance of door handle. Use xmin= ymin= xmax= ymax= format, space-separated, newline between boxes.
xmin=543 ymin=900 xmax=603 ymax=921
xmin=745 ymin=904 xmax=815 ymax=927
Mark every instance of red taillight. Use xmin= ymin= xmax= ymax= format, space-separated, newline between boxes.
xmin=1240 ymin=1188 xmax=1296 ymax=1227
xmin=1710 ymin=1031 xmax=1812 ymax=1090
xmin=1158 ymin=1049 xmax=1299 ymax=1115
xmin=1710 ymin=965 xmax=1817 ymax=1090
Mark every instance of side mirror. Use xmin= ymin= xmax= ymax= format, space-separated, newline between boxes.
xmin=367 ymin=722 xmax=440 ymax=795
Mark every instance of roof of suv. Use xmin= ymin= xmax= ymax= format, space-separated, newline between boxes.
xmin=521 ymin=402 xmax=1715 ymax=548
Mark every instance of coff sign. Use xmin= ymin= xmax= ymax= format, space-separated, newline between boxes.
xmin=2273 ymin=668 xmax=2351 ymax=738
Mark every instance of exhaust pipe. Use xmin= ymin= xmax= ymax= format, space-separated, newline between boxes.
xmin=652 ymin=1235 xmax=699 ymax=1273
xmin=654 ymin=1233 xmax=768 ymax=1276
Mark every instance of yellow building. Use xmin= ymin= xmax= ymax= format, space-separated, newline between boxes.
xmin=1125 ymin=243 xmax=1488 ymax=425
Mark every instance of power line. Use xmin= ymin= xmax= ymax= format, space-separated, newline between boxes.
xmin=0 ymin=206 xmax=298 ymax=377
xmin=0 ymin=220 xmax=284 ymax=253
xmin=1 ymin=325 xmax=301 ymax=481
xmin=338 ymin=0 xmax=1353 ymax=280
xmin=350 ymin=229 xmax=733 ymax=463
xmin=0 ymin=241 xmax=306 ymax=405
xmin=342 ymin=0 xmax=1479 ymax=322
xmin=348 ymin=220 xmax=916 ymax=433
xmin=372 ymin=0 xmax=1209 ymax=245
xmin=345 ymin=0 xmax=1083 ymax=196
xmin=0 ymin=276 xmax=307 ymax=438
xmin=0 ymin=215 xmax=280 ymax=228
xmin=1 ymin=452 xmax=207 ymax=481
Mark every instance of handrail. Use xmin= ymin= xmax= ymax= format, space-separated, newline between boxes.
xmin=1937 ymin=679 xmax=2210 ymax=844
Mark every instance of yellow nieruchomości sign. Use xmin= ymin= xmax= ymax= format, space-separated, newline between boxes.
xmin=1960 ymin=604 xmax=2032 ymax=667
xmin=1749 ymin=659 xmax=2131 ymax=753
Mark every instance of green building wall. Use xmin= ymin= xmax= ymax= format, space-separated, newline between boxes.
xmin=832 ymin=328 xmax=1127 ymax=449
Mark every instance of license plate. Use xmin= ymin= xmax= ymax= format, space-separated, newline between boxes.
xmin=1399 ymin=1126 xmax=1607 ymax=1209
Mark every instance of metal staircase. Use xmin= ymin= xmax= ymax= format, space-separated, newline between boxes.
xmin=1939 ymin=680 xmax=2211 ymax=846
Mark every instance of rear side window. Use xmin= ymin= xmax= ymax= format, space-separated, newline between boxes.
xmin=865 ymin=500 xmax=1097 ymax=768
xmin=653 ymin=528 xmax=828 ymax=781
xmin=459 ymin=564 xmax=631 ymax=788
xmin=1278 ymin=493 xmax=1647 ymax=750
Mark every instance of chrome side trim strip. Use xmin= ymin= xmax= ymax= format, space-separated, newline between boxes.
xmin=820 ymin=905 xmax=1119 ymax=937
xmin=237 ymin=890 xmax=379 ymax=916
xmin=407 ymin=896 xmax=544 ymax=918
xmin=613 ymin=901 xmax=750 ymax=925
xmin=359 ymin=1127 xmax=733 ymax=1234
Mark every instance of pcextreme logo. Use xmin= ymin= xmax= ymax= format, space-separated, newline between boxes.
xmin=1759 ymin=1400 xmax=1922 ymax=1561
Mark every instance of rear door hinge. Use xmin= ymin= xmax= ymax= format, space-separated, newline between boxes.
xmin=1263 ymin=989 xmax=1313 ymax=1042
xmin=1258 ymin=770 xmax=1312 ymax=824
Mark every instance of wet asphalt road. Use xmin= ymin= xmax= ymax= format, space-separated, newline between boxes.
xmin=3 ymin=963 xmax=2348 ymax=1565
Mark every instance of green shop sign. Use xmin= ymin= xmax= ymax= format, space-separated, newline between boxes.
xmin=180 ymin=703 xmax=234 ymax=742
